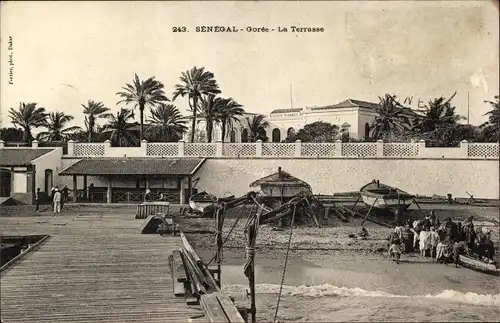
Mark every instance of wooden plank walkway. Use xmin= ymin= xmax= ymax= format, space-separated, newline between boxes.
xmin=0 ymin=213 xmax=206 ymax=323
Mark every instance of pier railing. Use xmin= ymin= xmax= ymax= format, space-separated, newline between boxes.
xmin=62 ymin=140 xmax=499 ymax=159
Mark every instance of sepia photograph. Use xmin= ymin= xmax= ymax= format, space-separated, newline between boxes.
xmin=0 ymin=1 xmax=499 ymax=322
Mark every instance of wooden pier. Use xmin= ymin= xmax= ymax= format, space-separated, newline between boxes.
xmin=0 ymin=212 xmax=236 ymax=323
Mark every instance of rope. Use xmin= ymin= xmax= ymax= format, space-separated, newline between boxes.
xmin=273 ymin=204 xmax=296 ymax=323
xmin=206 ymin=202 xmax=257 ymax=266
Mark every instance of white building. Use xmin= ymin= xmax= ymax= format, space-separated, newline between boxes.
xmin=191 ymin=99 xmax=380 ymax=143
xmin=266 ymin=99 xmax=380 ymax=142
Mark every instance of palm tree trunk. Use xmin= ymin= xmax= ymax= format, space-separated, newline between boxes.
xmin=221 ymin=120 xmax=227 ymax=143
xmin=139 ymin=105 xmax=144 ymax=141
xmin=206 ymin=120 xmax=213 ymax=143
xmin=190 ymin=96 xmax=198 ymax=142
xmin=24 ymin=127 xmax=31 ymax=143
xmin=88 ymin=118 xmax=94 ymax=143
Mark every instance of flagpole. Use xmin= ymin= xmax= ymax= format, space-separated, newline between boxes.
xmin=290 ymin=84 xmax=293 ymax=110
xmin=467 ymin=92 xmax=470 ymax=125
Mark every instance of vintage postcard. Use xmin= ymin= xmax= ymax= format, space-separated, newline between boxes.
xmin=1 ymin=1 xmax=499 ymax=322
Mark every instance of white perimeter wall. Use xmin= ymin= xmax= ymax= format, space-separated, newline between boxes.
xmin=194 ymin=158 xmax=499 ymax=199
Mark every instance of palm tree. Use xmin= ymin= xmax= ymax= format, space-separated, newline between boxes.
xmin=37 ymin=112 xmax=82 ymax=141
xmin=369 ymin=94 xmax=413 ymax=141
xmin=415 ymin=92 xmax=463 ymax=133
xmin=246 ymin=114 xmax=269 ymax=142
xmin=82 ymin=100 xmax=110 ymax=142
xmin=8 ymin=102 xmax=48 ymax=142
xmin=116 ymin=74 xmax=169 ymax=140
xmin=102 ymin=108 xmax=139 ymax=147
xmin=146 ymin=103 xmax=188 ymax=142
xmin=172 ymin=67 xmax=221 ymax=142
xmin=484 ymin=95 xmax=499 ymax=128
xmin=198 ymin=94 xmax=220 ymax=142
xmin=218 ymin=98 xmax=244 ymax=142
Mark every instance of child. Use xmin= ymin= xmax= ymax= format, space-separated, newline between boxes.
xmin=429 ymin=226 xmax=439 ymax=259
xmin=419 ymin=226 xmax=432 ymax=257
xmin=388 ymin=232 xmax=402 ymax=264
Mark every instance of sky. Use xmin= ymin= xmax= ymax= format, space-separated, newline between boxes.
xmin=1 ymin=1 xmax=498 ymax=131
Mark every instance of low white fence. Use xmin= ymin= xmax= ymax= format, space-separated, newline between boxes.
xmin=65 ymin=139 xmax=499 ymax=159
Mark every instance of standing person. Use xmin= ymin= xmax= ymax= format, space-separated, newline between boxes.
xmin=53 ymin=188 xmax=62 ymax=215
xmin=429 ymin=227 xmax=439 ymax=259
xmin=88 ymin=183 xmax=95 ymax=203
xmin=35 ymin=188 xmax=41 ymax=212
xmin=419 ymin=226 xmax=432 ymax=257
xmin=51 ymin=186 xmax=56 ymax=209
xmin=61 ymin=185 xmax=69 ymax=209
xmin=402 ymin=222 xmax=414 ymax=253
xmin=144 ymin=189 xmax=152 ymax=202
xmin=445 ymin=217 xmax=458 ymax=242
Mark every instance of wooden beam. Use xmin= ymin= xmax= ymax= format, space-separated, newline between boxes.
xmin=213 ymin=292 xmax=246 ymax=323
xmin=107 ymin=177 xmax=112 ymax=204
xmin=72 ymin=175 xmax=78 ymax=202
xmin=200 ymin=294 xmax=230 ymax=323
xmin=171 ymin=249 xmax=188 ymax=283
xmin=83 ymin=175 xmax=87 ymax=200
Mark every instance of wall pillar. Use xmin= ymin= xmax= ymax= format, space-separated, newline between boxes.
xmin=141 ymin=139 xmax=148 ymax=156
xmin=32 ymin=140 xmax=39 ymax=149
xmin=67 ymin=140 xmax=75 ymax=156
xmin=256 ymin=140 xmax=262 ymax=157
xmin=294 ymin=140 xmax=302 ymax=157
xmin=460 ymin=140 xmax=469 ymax=158
xmin=0 ymin=140 xmax=4 ymax=148
xmin=178 ymin=140 xmax=185 ymax=157
xmin=418 ymin=140 xmax=426 ymax=157
xmin=179 ymin=177 xmax=186 ymax=204
xmin=376 ymin=140 xmax=384 ymax=157
xmin=73 ymin=175 xmax=78 ymax=202
xmin=107 ymin=177 xmax=112 ymax=204
xmin=335 ymin=139 xmax=342 ymax=157
xmin=216 ymin=140 xmax=223 ymax=157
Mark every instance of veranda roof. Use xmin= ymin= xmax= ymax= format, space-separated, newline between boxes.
xmin=0 ymin=148 xmax=56 ymax=166
xmin=59 ymin=157 xmax=205 ymax=176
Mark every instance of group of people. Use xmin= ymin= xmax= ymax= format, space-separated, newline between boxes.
xmin=388 ymin=211 xmax=496 ymax=267
xmin=35 ymin=185 xmax=71 ymax=214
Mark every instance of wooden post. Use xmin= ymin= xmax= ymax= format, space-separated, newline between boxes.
xmin=188 ymin=176 xmax=193 ymax=200
xmin=351 ymin=195 xmax=361 ymax=210
xmin=180 ymin=177 xmax=186 ymax=204
xmin=107 ymin=177 xmax=112 ymax=204
xmin=83 ymin=175 xmax=87 ymax=200
xmin=72 ymin=175 xmax=77 ymax=202
xmin=361 ymin=198 xmax=378 ymax=226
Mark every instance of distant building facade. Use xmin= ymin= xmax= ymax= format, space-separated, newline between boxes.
xmin=266 ymin=99 xmax=380 ymax=142
xmin=189 ymin=99 xmax=380 ymax=143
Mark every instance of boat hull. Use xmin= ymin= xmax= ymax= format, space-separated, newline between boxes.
xmin=459 ymin=254 xmax=499 ymax=275
xmin=361 ymin=193 xmax=412 ymax=211
xmin=189 ymin=200 xmax=214 ymax=213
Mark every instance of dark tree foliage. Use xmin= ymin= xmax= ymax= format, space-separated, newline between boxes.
xmin=284 ymin=121 xmax=339 ymax=143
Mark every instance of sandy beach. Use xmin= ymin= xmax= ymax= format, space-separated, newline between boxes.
xmin=2 ymin=203 xmax=499 ymax=322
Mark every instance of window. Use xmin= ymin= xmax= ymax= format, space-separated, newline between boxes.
xmin=272 ymin=128 xmax=281 ymax=142
xmin=364 ymin=122 xmax=370 ymax=140
xmin=287 ymin=127 xmax=296 ymax=137
xmin=241 ymin=129 xmax=249 ymax=142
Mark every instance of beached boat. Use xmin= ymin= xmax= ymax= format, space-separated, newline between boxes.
xmin=459 ymin=254 xmax=499 ymax=275
xmin=189 ymin=191 xmax=217 ymax=213
xmin=360 ymin=180 xmax=415 ymax=211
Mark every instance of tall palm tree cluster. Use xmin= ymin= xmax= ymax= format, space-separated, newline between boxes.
xmin=2 ymin=66 xmax=257 ymax=146
xmin=364 ymin=93 xmax=499 ymax=145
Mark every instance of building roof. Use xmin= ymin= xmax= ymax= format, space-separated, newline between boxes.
xmin=270 ymin=108 xmax=303 ymax=114
xmin=250 ymin=169 xmax=312 ymax=189
xmin=59 ymin=157 xmax=205 ymax=176
xmin=0 ymin=148 xmax=56 ymax=166
xmin=310 ymin=99 xmax=380 ymax=111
